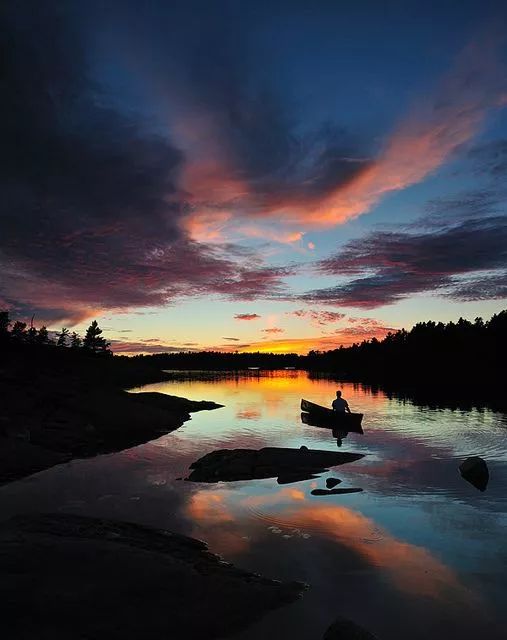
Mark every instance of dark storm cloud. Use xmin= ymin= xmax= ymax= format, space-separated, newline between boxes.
xmin=0 ymin=1 xmax=290 ymax=322
xmin=301 ymin=216 xmax=507 ymax=308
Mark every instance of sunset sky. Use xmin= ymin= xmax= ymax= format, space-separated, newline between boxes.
xmin=2 ymin=0 xmax=507 ymax=354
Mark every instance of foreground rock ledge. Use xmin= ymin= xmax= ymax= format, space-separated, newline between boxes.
xmin=0 ymin=513 xmax=307 ymax=640
xmin=0 ymin=390 xmax=222 ymax=486
xmin=186 ymin=447 xmax=365 ymax=483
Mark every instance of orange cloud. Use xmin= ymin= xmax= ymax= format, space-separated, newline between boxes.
xmin=181 ymin=36 xmax=505 ymax=237
xmin=213 ymin=323 xmax=395 ymax=354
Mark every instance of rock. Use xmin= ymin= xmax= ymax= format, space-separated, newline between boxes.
xmin=323 ymin=617 xmax=379 ymax=640
xmin=0 ymin=354 xmax=222 ymax=487
xmin=277 ymin=472 xmax=320 ymax=485
xmin=459 ymin=456 xmax=489 ymax=491
xmin=186 ymin=447 xmax=365 ymax=483
xmin=326 ymin=477 xmax=342 ymax=488
xmin=311 ymin=488 xmax=363 ymax=496
xmin=0 ymin=513 xmax=308 ymax=640
xmin=0 ymin=439 xmax=70 ymax=485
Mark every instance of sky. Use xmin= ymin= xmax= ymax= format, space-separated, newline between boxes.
xmin=1 ymin=0 xmax=507 ymax=354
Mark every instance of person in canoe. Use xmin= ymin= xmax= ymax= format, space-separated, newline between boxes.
xmin=332 ymin=390 xmax=351 ymax=413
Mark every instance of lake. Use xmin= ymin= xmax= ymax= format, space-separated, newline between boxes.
xmin=1 ymin=370 xmax=506 ymax=639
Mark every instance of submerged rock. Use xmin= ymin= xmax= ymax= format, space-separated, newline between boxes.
xmin=0 ymin=513 xmax=308 ymax=640
xmin=311 ymin=488 xmax=363 ymax=496
xmin=323 ymin=617 xmax=379 ymax=640
xmin=326 ymin=477 xmax=342 ymax=489
xmin=459 ymin=456 xmax=489 ymax=492
xmin=186 ymin=447 xmax=364 ymax=483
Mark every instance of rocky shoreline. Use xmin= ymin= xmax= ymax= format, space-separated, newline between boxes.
xmin=0 ymin=350 xmax=221 ymax=486
xmin=0 ymin=513 xmax=307 ymax=639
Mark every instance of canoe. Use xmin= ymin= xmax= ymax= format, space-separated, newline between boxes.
xmin=300 ymin=412 xmax=364 ymax=434
xmin=301 ymin=399 xmax=363 ymax=429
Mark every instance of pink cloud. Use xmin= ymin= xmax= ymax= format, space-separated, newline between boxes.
xmin=261 ymin=327 xmax=284 ymax=334
xmin=181 ymin=34 xmax=506 ymax=235
xmin=290 ymin=309 xmax=346 ymax=326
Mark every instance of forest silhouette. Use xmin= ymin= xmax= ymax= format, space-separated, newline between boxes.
xmin=1 ymin=310 xmax=505 ymax=390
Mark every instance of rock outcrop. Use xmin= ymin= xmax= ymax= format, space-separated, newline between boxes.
xmin=459 ymin=456 xmax=489 ymax=491
xmin=323 ymin=616 xmax=379 ymax=640
xmin=186 ymin=447 xmax=364 ymax=483
xmin=0 ymin=513 xmax=307 ymax=640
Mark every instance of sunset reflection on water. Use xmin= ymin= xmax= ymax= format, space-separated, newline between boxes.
xmin=1 ymin=370 xmax=505 ymax=640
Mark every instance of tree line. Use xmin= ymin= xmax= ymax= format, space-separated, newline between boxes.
xmin=131 ymin=311 xmax=506 ymax=382
xmin=304 ymin=310 xmax=506 ymax=381
xmin=0 ymin=311 xmax=110 ymax=355
xmin=1 ymin=308 xmax=505 ymax=382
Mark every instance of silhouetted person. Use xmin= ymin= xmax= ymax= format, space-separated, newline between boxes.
xmin=332 ymin=390 xmax=351 ymax=413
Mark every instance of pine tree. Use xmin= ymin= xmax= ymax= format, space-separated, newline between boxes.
xmin=70 ymin=332 xmax=82 ymax=348
xmin=11 ymin=321 xmax=27 ymax=341
xmin=83 ymin=320 xmax=110 ymax=354
xmin=27 ymin=325 xmax=37 ymax=343
xmin=0 ymin=311 xmax=10 ymax=340
xmin=36 ymin=326 xmax=50 ymax=344
xmin=56 ymin=327 xmax=70 ymax=347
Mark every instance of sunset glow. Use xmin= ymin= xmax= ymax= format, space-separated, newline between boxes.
xmin=1 ymin=1 xmax=506 ymax=350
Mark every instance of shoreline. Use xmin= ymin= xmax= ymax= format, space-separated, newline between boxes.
xmin=0 ymin=350 xmax=222 ymax=486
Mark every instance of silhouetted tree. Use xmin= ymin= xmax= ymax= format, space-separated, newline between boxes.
xmin=36 ymin=326 xmax=50 ymax=344
xmin=10 ymin=321 xmax=27 ymax=341
xmin=56 ymin=327 xmax=70 ymax=347
xmin=70 ymin=332 xmax=82 ymax=348
xmin=0 ymin=311 xmax=10 ymax=340
xmin=83 ymin=320 xmax=110 ymax=354
xmin=26 ymin=324 xmax=37 ymax=343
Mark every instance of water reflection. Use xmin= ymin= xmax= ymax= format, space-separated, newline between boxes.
xmin=0 ymin=370 xmax=505 ymax=640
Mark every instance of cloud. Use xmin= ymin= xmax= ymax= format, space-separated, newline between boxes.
xmin=333 ymin=318 xmax=397 ymax=340
xmin=222 ymin=336 xmax=240 ymax=341
xmin=302 ymin=215 xmax=507 ymax=308
xmin=261 ymin=327 xmax=284 ymax=334
xmin=3 ymin=3 xmax=506 ymax=325
xmin=0 ymin=3 xmax=295 ymax=324
xmin=290 ymin=309 xmax=346 ymax=326
xmin=234 ymin=313 xmax=261 ymax=320
xmin=180 ymin=30 xmax=507 ymax=233
xmin=444 ymin=271 xmax=507 ymax=301
xmin=109 ymin=339 xmax=200 ymax=354
xmin=467 ymin=139 xmax=507 ymax=179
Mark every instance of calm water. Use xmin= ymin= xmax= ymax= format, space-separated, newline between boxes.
xmin=1 ymin=370 xmax=506 ymax=639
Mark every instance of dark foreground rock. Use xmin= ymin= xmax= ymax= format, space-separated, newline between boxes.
xmin=0 ymin=390 xmax=221 ymax=486
xmin=459 ymin=456 xmax=489 ymax=491
xmin=186 ymin=447 xmax=364 ymax=483
xmin=326 ymin=477 xmax=342 ymax=488
xmin=311 ymin=488 xmax=363 ymax=496
xmin=323 ymin=617 xmax=379 ymax=640
xmin=0 ymin=513 xmax=307 ymax=640
xmin=1 ymin=349 xmax=222 ymax=486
